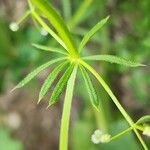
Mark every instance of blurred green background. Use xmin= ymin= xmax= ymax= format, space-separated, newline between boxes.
xmin=0 ymin=0 xmax=149 ymax=150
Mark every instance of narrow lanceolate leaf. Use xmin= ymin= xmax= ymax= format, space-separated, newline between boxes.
xmin=32 ymin=11 xmax=67 ymax=51
xmin=68 ymin=0 xmax=93 ymax=30
xmin=60 ymin=65 xmax=78 ymax=150
xmin=38 ymin=61 xmax=68 ymax=103
xmin=80 ymin=66 xmax=99 ymax=110
xmin=83 ymin=55 xmax=145 ymax=67
xmin=48 ymin=64 xmax=74 ymax=106
xmin=32 ymin=43 xmax=68 ymax=55
xmin=12 ymin=57 xmax=66 ymax=91
xmin=31 ymin=0 xmax=78 ymax=57
xmin=136 ymin=115 xmax=150 ymax=124
xmin=79 ymin=16 xmax=109 ymax=52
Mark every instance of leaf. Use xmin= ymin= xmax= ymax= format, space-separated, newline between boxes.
xmin=31 ymin=0 xmax=78 ymax=56
xmin=32 ymin=43 xmax=68 ymax=55
xmin=12 ymin=57 xmax=66 ymax=91
xmin=60 ymin=65 xmax=78 ymax=149
xmin=79 ymin=60 xmax=148 ymax=149
xmin=38 ymin=61 xmax=68 ymax=103
xmin=83 ymin=55 xmax=145 ymax=67
xmin=80 ymin=66 xmax=99 ymax=110
xmin=79 ymin=16 xmax=109 ymax=52
xmin=32 ymin=11 xmax=68 ymax=51
xmin=136 ymin=115 xmax=150 ymax=124
xmin=62 ymin=0 xmax=71 ymax=21
xmin=68 ymin=0 xmax=93 ymax=30
xmin=48 ymin=64 xmax=74 ymax=106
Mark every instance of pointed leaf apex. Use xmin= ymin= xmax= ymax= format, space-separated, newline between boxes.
xmin=106 ymin=15 xmax=110 ymax=20
xmin=139 ymin=64 xmax=146 ymax=67
xmin=37 ymin=98 xmax=42 ymax=104
xmin=10 ymin=86 xmax=17 ymax=93
xmin=93 ymin=105 xmax=100 ymax=112
xmin=47 ymin=102 xmax=54 ymax=108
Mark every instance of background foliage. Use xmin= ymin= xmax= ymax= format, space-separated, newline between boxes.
xmin=0 ymin=0 xmax=149 ymax=149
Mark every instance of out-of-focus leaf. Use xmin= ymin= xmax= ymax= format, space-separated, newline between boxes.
xmin=136 ymin=115 xmax=150 ymax=124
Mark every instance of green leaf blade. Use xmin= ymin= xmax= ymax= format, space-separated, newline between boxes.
xmin=79 ymin=16 xmax=109 ymax=52
xmin=48 ymin=64 xmax=74 ymax=106
xmin=32 ymin=43 xmax=68 ymax=55
xmin=32 ymin=11 xmax=68 ymax=51
xmin=83 ymin=55 xmax=145 ymax=67
xmin=68 ymin=0 xmax=93 ymax=30
xmin=31 ymin=0 xmax=78 ymax=57
xmin=80 ymin=66 xmax=99 ymax=110
xmin=38 ymin=61 xmax=68 ymax=103
xmin=60 ymin=65 xmax=78 ymax=150
xmin=12 ymin=57 xmax=66 ymax=91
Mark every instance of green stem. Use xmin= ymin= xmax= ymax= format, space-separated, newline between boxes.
xmin=16 ymin=10 xmax=31 ymax=25
xmin=59 ymin=65 xmax=78 ymax=150
xmin=110 ymin=126 xmax=133 ymax=141
xmin=110 ymin=125 xmax=144 ymax=141
xmin=80 ymin=60 xmax=148 ymax=150
xmin=94 ymin=107 xmax=108 ymax=132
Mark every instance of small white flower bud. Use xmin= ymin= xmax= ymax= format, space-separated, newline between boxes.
xmin=9 ymin=22 xmax=19 ymax=32
xmin=40 ymin=28 xmax=48 ymax=36
xmin=91 ymin=129 xmax=111 ymax=144
xmin=143 ymin=126 xmax=150 ymax=137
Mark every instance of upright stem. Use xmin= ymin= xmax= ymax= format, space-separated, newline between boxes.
xmin=59 ymin=65 xmax=78 ymax=150
xmin=80 ymin=60 xmax=148 ymax=150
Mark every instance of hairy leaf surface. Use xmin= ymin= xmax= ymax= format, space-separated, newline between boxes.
xmin=48 ymin=64 xmax=74 ymax=106
xmin=80 ymin=66 xmax=99 ymax=110
xmin=12 ymin=57 xmax=66 ymax=90
xmin=79 ymin=16 xmax=109 ymax=52
xmin=83 ymin=55 xmax=144 ymax=67
xmin=31 ymin=0 xmax=78 ymax=56
xmin=38 ymin=61 xmax=68 ymax=103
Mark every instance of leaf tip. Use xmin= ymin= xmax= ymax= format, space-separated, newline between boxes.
xmin=46 ymin=102 xmax=53 ymax=109
xmin=31 ymin=43 xmax=37 ymax=48
xmin=139 ymin=63 xmax=147 ymax=67
xmin=106 ymin=15 xmax=110 ymax=20
xmin=10 ymin=86 xmax=17 ymax=93
xmin=93 ymin=105 xmax=100 ymax=112
xmin=37 ymin=98 xmax=42 ymax=104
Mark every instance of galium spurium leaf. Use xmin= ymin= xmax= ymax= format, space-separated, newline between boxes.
xmin=80 ymin=66 xmax=99 ymax=110
xmin=38 ymin=61 xmax=68 ymax=103
xmin=48 ymin=64 xmax=74 ymax=106
xmin=31 ymin=0 xmax=78 ymax=57
xmin=83 ymin=55 xmax=145 ymax=67
xmin=68 ymin=0 xmax=93 ymax=29
xmin=60 ymin=65 xmax=78 ymax=148
xmin=32 ymin=43 xmax=68 ymax=55
xmin=12 ymin=57 xmax=66 ymax=91
xmin=136 ymin=115 xmax=150 ymax=124
xmin=31 ymin=11 xmax=67 ymax=51
xmin=79 ymin=16 xmax=109 ymax=52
